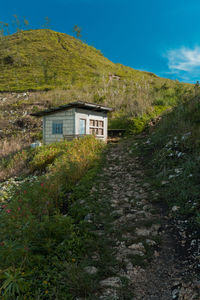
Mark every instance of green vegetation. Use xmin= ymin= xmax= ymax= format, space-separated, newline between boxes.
xmin=0 ymin=29 xmax=195 ymax=146
xmin=1 ymin=24 xmax=199 ymax=300
xmin=0 ymin=28 xmax=191 ymax=93
xmin=137 ymin=95 xmax=200 ymax=230
xmin=0 ymin=28 xmax=155 ymax=91
xmin=0 ymin=136 xmax=105 ymax=299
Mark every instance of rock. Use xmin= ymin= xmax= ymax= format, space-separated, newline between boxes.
xmin=179 ymin=283 xmax=199 ymax=299
xmin=79 ymin=200 xmax=85 ymax=204
xmin=126 ymin=261 xmax=133 ymax=271
xmin=143 ymin=204 xmax=152 ymax=211
xmin=150 ymin=224 xmax=161 ymax=236
xmin=30 ymin=140 xmax=42 ymax=148
xmin=111 ymin=209 xmax=124 ymax=217
xmin=125 ymin=213 xmax=135 ymax=220
xmin=92 ymin=230 xmax=104 ymax=236
xmin=154 ymin=250 xmax=160 ymax=257
xmin=135 ymin=227 xmax=151 ymax=236
xmin=99 ymin=277 xmax=122 ymax=288
xmin=143 ymin=182 xmax=151 ymax=188
xmin=135 ymin=211 xmax=146 ymax=217
xmin=146 ymin=239 xmax=156 ymax=246
xmin=131 ymin=250 xmax=145 ymax=256
xmin=172 ymin=288 xmax=180 ymax=299
xmin=84 ymin=266 xmax=98 ymax=275
xmin=99 ymin=288 xmax=119 ymax=299
xmin=172 ymin=205 xmax=180 ymax=212
xmin=161 ymin=181 xmax=169 ymax=185
xmin=128 ymin=242 xmax=145 ymax=252
xmin=84 ymin=213 xmax=94 ymax=221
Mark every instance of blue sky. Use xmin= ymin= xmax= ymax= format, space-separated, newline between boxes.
xmin=1 ymin=0 xmax=200 ymax=83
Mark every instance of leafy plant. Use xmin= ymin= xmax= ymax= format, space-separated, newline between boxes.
xmin=0 ymin=136 xmax=105 ymax=298
xmin=0 ymin=268 xmax=30 ymax=298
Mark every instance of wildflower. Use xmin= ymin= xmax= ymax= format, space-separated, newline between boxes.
xmin=24 ymin=190 xmax=27 ymax=194
xmin=72 ymin=258 xmax=76 ymax=262
xmin=6 ymin=209 xmax=11 ymax=214
xmin=45 ymin=290 xmax=48 ymax=294
xmin=43 ymin=281 xmax=48 ymax=285
xmin=41 ymin=183 xmax=44 ymax=187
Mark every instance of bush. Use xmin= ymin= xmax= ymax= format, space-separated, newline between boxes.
xmin=0 ymin=136 xmax=104 ymax=299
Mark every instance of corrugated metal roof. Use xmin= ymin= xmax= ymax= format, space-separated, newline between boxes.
xmin=30 ymin=101 xmax=113 ymax=117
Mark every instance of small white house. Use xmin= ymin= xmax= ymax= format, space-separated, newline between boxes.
xmin=31 ymin=101 xmax=112 ymax=144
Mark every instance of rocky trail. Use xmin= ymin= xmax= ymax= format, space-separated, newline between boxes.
xmin=82 ymin=138 xmax=199 ymax=300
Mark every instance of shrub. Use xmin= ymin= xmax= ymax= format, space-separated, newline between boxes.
xmin=0 ymin=136 xmax=104 ymax=299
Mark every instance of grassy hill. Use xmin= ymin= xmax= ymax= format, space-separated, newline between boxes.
xmin=0 ymin=29 xmax=182 ymax=91
xmin=0 ymin=29 xmax=195 ymax=158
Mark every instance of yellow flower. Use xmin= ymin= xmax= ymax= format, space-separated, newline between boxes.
xmin=71 ymin=258 xmax=76 ymax=262
xmin=43 ymin=280 xmax=48 ymax=285
xmin=45 ymin=290 xmax=48 ymax=294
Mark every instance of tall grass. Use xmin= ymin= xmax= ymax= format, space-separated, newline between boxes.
xmin=141 ymin=96 xmax=200 ymax=228
xmin=0 ymin=136 xmax=31 ymax=158
xmin=0 ymin=136 xmax=104 ymax=299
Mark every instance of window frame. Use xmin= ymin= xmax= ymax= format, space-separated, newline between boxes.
xmin=52 ymin=120 xmax=63 ymax=135
xmin=89 ymin=119 xmax=104 ymax=136
xmin=79 ymin=118 xmax=87 ymax=135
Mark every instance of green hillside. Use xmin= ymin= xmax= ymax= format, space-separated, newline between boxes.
xmin=0 ymin=29 xmax=195 ymax=156
xmin=0 ymin=29 xmax=190 ymax=91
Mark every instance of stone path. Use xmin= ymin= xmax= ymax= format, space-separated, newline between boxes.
xmin=84 ymin=139 xmax=199 ymax=299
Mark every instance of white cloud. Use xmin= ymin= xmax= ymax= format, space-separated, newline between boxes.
xmin=164 ymin=46 xmax=200 ymax=82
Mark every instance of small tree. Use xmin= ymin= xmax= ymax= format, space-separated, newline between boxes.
xmin=72 ymin=25 xmax=82 ymax=39
xmin=13 ymin=15 xmax=21 ymax=32
xmin=23 ymin=17 xmax=29 ymax=30
xmin=42 ymin=17 xmax=51 ymax=29
xmin=194 ymin=81 xmax=200 ymax=96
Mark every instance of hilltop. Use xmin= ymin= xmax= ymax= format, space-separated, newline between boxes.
xmin=0 ymin=29 xmax=182 ymax=91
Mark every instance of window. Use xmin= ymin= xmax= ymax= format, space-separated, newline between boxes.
xmin=52 ymin=121 xmax=63 ymax=134
xmin=89 ymin=119 xmax=104 ymax=136
xmin=79 ymin=119 xmax=86 ymax=135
